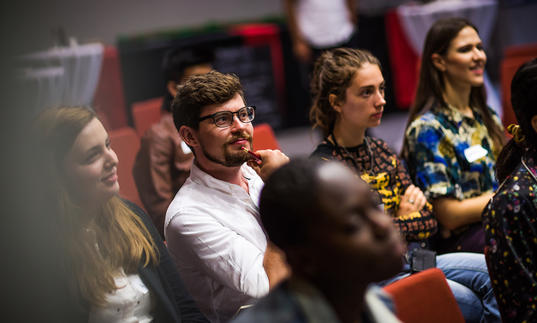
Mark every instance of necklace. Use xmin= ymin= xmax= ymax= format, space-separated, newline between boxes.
xmin=330 ymin=133 xmax=375 ymax=173
xmin=521 ymin=157 xmax=537 ymax=184
xmin=495 ymin=156 xmax=537 ymax=196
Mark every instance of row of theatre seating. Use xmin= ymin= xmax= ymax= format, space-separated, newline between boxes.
xmin=94 ymin=23 xmax=535 ymax=323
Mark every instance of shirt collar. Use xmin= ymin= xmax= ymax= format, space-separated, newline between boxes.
xmin=189 ymin=161 xmax=262 ymax=205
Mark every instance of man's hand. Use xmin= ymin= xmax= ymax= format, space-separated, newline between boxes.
xmin=247 ymin=149 xmax=290 ymax=182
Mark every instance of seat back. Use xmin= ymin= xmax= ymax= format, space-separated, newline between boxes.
xmin=500 ymin=43 xmax=537 ymax=128
xmin=383 ymin=268 xmax=465 ymax=323
xmin=385 ymin=10 xmax=420 ymax=109
xmin=253 ymin=123 xmax=280 ymax=150
xmin=93 ymin=45 xmax=128 ymax=130
xmin=109 ymin=127 xmax=143 ymax=208
xmin=132 ymin=97 xmax=163 ymax=137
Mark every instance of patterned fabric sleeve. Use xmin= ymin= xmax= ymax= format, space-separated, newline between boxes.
xmin=312 ymin=139 xmax=438 ymax=241
xmin=483 ymin=172 xmax=537 ymax=322
xmin=375 ymin=139 xmax=438 ymax=241
xmin=405 ymin=118 xmax=458 ymax=200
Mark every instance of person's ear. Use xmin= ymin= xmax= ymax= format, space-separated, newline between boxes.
xmin=179 ymin=126 xmax=198 ymax=147
xmin=531 ymin=115 xmax=537 ymax=134
xmin=431 ymin=53 xmax=446 ymax=72
xmin=167 ymin=80 xmax=179 ymax=97
xmin=329 ymin=93 xmax=342 ymax=114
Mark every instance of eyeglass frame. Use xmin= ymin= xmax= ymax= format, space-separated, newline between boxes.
xmin=198 ymin=106 xmax=256 ymax=128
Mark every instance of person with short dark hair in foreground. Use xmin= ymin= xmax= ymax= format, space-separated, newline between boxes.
xmin=233 ymin=159 xmax=404 ymax=323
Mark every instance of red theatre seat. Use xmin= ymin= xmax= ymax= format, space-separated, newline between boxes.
xmin=109 ymin=127 xmax=143 ymax=208
xmin=385 ymin=10 xmax=420 ymax=110
xmin=132 ymin=97 xmax=163 ymax=137
xmin=384 ymin=268 xmax=465 ymax=323
xmin=93 ymin=46 xmax=128 ymax=130
xmin=253 ymin=123 xmax=280 ymax=151
xmin=500 ymin=43 xmax=537 ymax=129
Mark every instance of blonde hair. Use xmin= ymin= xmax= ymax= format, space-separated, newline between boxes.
xmin=35 ymin=106 xmax=158 ymax=306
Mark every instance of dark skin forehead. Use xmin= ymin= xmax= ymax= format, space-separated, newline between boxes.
xmin=317 ymin=163 xmax=369 ymax=207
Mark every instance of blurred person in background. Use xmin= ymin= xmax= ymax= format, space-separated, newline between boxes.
xmin=284 ymin=0 xmax=358 ymax=64
xmin=133 ymin=47 xmax=212 ymax=238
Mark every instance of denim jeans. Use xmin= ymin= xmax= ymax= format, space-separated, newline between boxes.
xmin=437 ymin=253 xmax=500 ymax=323
xmin=380 ymin=252 xmax=500 ymax=323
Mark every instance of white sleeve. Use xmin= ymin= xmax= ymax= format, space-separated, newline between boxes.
xmin=165 ymin=207 xmax=269 ymax=298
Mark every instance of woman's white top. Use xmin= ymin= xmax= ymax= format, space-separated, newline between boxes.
xmin=88 ymin=268 xmax=154 ymax=323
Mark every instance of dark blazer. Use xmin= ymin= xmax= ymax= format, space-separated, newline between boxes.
xmin=124 ymin=199 xmax=208 ymax=323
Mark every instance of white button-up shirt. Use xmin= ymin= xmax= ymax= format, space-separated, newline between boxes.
xmin=164 ymin=163 xmax=269 ymax=322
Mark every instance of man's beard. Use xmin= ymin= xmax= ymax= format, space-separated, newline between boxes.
xmin=201 ymin=133 xmax=253 ymax=167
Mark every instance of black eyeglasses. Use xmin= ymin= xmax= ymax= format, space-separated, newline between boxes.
xmin=198 ymin=106 xmax=256 ymax=128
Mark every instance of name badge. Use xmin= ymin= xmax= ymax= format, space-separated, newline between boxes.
xmin=464 ymin=145 xmax=487 ymax=163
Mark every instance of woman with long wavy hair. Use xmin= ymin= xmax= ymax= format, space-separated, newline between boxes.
xmin=401 ymin=17 xmax=504 ymax=254
xmin=33 ymin=106 xmax=207 ymax=322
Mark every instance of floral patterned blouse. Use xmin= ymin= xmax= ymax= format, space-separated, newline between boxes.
xmin=483 ymin=152 xmax=537 ymax=323
xmin=404 ymin=104 xmax=503 ymax=253
xmin=311 ymin=136 xmax=437 ymax=242
xmin=404 ymin=104 xmax=502 ymax=201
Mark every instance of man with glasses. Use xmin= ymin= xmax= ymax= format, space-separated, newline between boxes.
xmin=165 ymin=70 xmax=290 ymax=322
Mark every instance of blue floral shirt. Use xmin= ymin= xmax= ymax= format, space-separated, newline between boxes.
xmin=405 ymin=105 xmax=502 ymax=201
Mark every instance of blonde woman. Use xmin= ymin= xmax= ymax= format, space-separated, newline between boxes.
xmin=33 ymin=106 xmax=207 ymax=322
